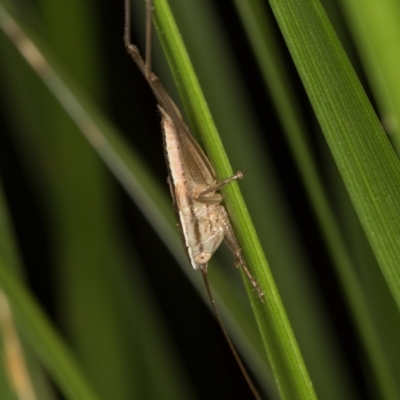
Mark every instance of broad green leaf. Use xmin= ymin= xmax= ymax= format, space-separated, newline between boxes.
xmin=267 ymin=0 xmax=400 ymax=311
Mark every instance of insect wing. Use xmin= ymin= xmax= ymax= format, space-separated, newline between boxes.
xmin=160 ymin=106 xmax=216 ymax=188
xmin=179 ymin=202 xmax=226 ymax=269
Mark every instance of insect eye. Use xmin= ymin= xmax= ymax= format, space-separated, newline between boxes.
xmin=194 ymin=253 xmax=212 ymax=264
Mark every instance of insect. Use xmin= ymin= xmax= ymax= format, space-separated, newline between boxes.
xmin=124 ymin=0 xmax=263 ymax=397
xmin=124 ymin=0 xmax=263 ymax=301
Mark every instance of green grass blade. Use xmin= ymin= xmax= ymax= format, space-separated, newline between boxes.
xmin=268 ymin=0 xmax=400 ymax=306
xmin=151 ymin=0 xmax=317 ymax=398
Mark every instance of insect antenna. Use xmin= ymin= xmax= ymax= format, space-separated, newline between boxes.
xmin=200 ymin=267 xmax=263 ymax=400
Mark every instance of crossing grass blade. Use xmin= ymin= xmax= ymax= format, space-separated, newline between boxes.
xmin=266 ymin=0 xmax=400 ymax=311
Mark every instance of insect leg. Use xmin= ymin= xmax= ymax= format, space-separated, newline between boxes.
xmin=222 ymin=215 xmax=264 ymax=301
xmin=124 ymin=0 xmax=149 ymax=76
xmin=199 ymin=171 xmax=244 ymax=197
xmin=195 ymin=194 xmax=223 ymax=204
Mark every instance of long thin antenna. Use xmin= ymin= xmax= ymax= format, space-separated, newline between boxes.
xmin=200 ymin=267 xmax=263 ymax=400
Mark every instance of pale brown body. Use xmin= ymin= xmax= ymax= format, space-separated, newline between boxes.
xmin=163 ymin=112 xmax=225 ymax=268
xmin=162 ymin=110 xmax=243 ymax=272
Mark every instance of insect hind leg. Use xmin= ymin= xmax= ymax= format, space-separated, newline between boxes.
xmin=223 ymin=217 xmax=264 ymax=301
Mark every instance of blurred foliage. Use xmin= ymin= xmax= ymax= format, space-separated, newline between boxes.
xmin=1 ymin=0 xmax=400 ymax=399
